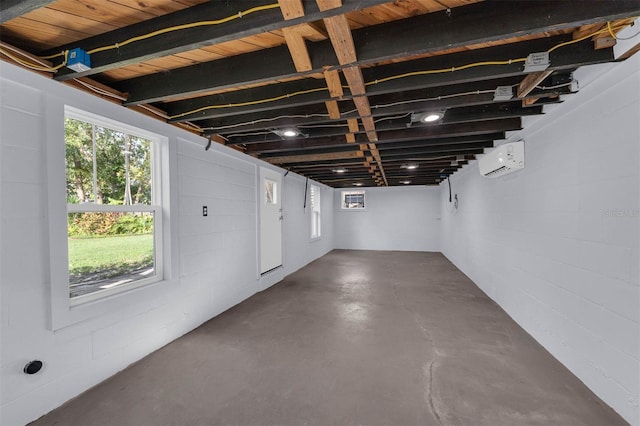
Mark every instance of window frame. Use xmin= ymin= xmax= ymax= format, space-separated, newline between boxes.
xmin=310 ymin=184 xmax=321 ymax=239
xmin=64 ymin=108 xmax=164 ymax=305
xmin=341 ymin=190 xmax=366 ymax=210
xmin=49 ymin=105 xmax=170 ymax=329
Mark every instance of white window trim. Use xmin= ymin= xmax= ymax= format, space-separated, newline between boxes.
xmin=48 ymin=105 xmax=170 ymax=330
xmin=341 ymin=189 xmax=366 ymax=210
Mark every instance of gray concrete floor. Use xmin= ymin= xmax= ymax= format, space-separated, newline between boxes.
xmin=32 ymin=250 xmax=626 ymax=426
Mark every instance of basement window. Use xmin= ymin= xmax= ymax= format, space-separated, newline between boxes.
xmin=310 ymin=185 xmax=321 ymax=238
xmin=342 ymin=190 xmax=365 ymax=209
xmin=64 ymin=108 xmax=163 ymax=305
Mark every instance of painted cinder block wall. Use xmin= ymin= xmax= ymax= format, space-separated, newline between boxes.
xmin=439 ymin=56 xmax=640 ymax=424
xmin=0 ymin=61 xmax=333 ymax=426
xmin=334 ymin=186 xmax=441 ymax=252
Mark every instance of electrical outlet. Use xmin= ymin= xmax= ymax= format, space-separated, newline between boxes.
xmin=202 ymin=206 xmax=208 ymax=216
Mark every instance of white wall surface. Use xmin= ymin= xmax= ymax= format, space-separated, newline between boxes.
xmin=334 ymin=186 xmax=441 ymax=252
xmin=0 ymin=61 xmax=332 ymax=426
xmin=440 ymin=56 xmax=640 ymax=424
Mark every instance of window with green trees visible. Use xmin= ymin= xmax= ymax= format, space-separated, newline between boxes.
xmin=65 ymin=110 xmax=162 ymax=302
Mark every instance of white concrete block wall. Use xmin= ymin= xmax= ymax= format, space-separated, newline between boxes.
xmin=440 ymin=56 xmax=640 ymax=424
xmin=0 ymin=62 xmax=332 ymax=426
xmin=334 ymin=186 xmax=440 ymax=251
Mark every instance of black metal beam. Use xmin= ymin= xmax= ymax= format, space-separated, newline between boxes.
xmin=227 ymin=101 xmax=540 ymax=146
xmin=379 ymin=144 xmax=493 ymax=158
xmin=168 ymin=74 xmax=520 ymax=123
xmin=247 ymin=119 xmax=520 ymax=154
xmin=116 ymin=0 xmax=636 ymax=104
xmin=48 ymin=0 xmax=395 ymax=81
xmin=191 ymin=34 xmax=602 ymax=131
xmin=0 ymin=0 xmax=55 ymax=23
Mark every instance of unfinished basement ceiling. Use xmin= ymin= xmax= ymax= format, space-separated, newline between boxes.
xmin=1 ymin=0 xmax=639 ymax=187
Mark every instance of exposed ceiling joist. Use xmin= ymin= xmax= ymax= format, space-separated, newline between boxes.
xmin=111 ymin=0 xmax=638 ymax=104
xmin=46 ymin=0 xmax=395 ymax=81
xmin=165 ymin=36 xmax=606 ymax=119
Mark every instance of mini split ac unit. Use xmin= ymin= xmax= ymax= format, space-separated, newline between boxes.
xmin=478 ymin=141 xmax=525 ymax=178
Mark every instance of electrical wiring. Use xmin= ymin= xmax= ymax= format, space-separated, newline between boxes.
xmin=202 ymin=113 xmax=331 ymax=131
xmin=172 ymin=24 xmax=627 ymax=119
xmin=0 ymin=47 xmax=68 ymax=72
xmin=299 ymin=123 xmax=349 ymax=129
xmin=616 ymin=23 xmax=640 ymax=40
xmin=73 ymin=79 xmax=127 ymax=100
xmin=374 ymin=113 xmax=411 ymax=123
xmin=204 ymin=79 xmax=566 ymax=133
xmin=168 ymin=86 xmax=329 ymax=119
xmin=547 ymin=22 xmax=625 ymax=53
xmin=535 ymin=80 xmax=575 ymax=90
xmin=226 ymin=131 xmax=273 ymax=138
xmin=607 ymin=21 xmax=618 ymax=39
xmin=42 ymin=3 xmax=280 ymax=60
xmin=340 ymin=89 xmax=495 ymax=117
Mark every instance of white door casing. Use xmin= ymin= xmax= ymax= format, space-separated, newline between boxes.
xmin=259 ymin=167 xmax=283 ymax=273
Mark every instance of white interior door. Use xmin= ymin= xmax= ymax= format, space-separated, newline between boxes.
xmin=260 ymin=167 xmax=283 ymax=274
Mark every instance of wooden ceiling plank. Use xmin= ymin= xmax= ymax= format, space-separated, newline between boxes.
xmin=345 ymin=133 xmax=356 ymax=143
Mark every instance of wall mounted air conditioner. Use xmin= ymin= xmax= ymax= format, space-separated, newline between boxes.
xmin=478 ymin=141 xmax=525 ymax=178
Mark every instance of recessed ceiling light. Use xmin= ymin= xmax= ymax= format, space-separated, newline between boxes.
xmin=420 ymin=112 xmax=444 ymax=123
xmin=401 ymin=163 xmax=419 ymax=170
xmin=353 ymin=182 xmax=363 ymax=187
xmin=332 ymin=168 xmax=347 ymax=173
xmin=400 ymin=180 xmax=411 ymax=185
xmin=271 ymin=127 xmax=302 ymax=139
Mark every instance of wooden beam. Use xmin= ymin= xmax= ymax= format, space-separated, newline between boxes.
xmin=517 ymin=70 xmax=553 ymax=98
xmin=342 ymin=66 xmax=366 ymax=95
xmin=352 ymin=96 xmax=372 ymax=117
xmin=282 ymin=26 xmax=313 ymax=72
xmin=306 ymin=21 xmax=329 ymax=39
xmin=324 ymin=69 xmax=344 ymax=98
xmin=593 ymin=35 xmax=616 ymax=50
xmin=0 ymin=0 xmax=56 ymax=23
xmin=325 ymin=100 xmax=341 ymax=119
xmin=323 ymin=14 xmax=357 ymax=64
xmin=361 ymin=116 xmax=376 ymax=133
xmin=316 ymin=0 xmax=342 ymax=11
xmin=345 ymin=133 xmax=356 ymax=143
xmin=347 ymin=118 xmax=360 ymax=133
xmin=572 ymin=23 xmax=605 ymax=39
xmin=278 ymin=0 xmax=305 ymax=20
